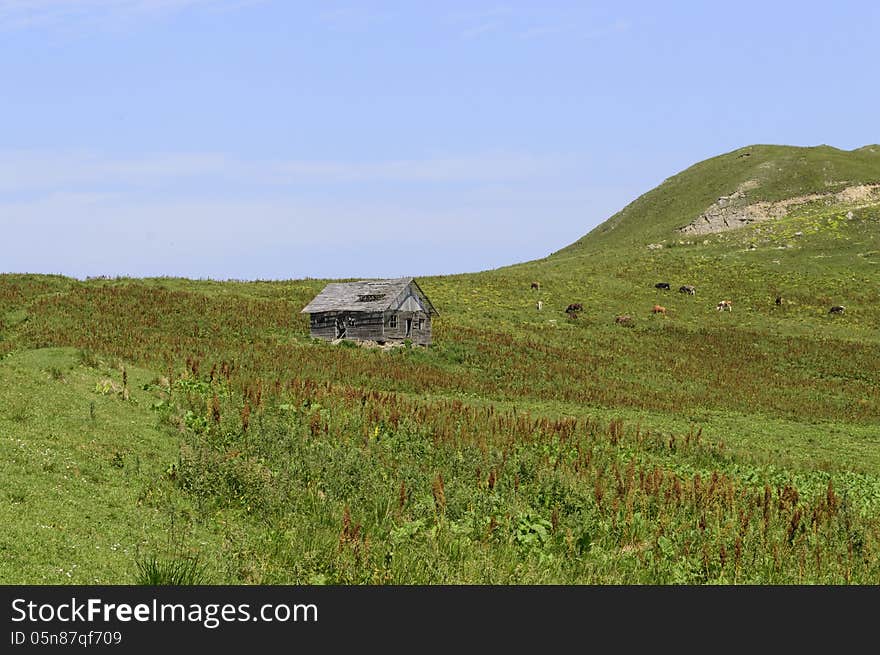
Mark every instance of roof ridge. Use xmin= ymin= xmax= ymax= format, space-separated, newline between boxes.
xmin=300 ymin=277 xmax=429 ymax=314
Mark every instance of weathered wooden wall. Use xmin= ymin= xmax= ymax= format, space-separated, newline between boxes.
xmin=309 ymin=311 xmax=384 ymax=341
xmin=382 ymin=310 xmax=431 ymax=345
xmin=308 ymin=310 xmax=432 ymax=345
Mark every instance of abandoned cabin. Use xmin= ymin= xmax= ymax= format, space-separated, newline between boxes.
xmin=300 ymin=277 xmax=438 ymax=346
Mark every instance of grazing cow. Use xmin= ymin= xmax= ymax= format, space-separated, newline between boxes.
xmin=716 ymin=300 xmax=732 ymax=312
xmin=565 ymin=303 xmax=583 ymax=313
xmin=775 ymin=296 xmax=783 ymax=306
xmin=652 ymin=304 xmax=667 ymax=315
xmin=655 ymin=282 xmax=670 ymax=290
xmin=530 ymin=281 xmax=540 ymax=290
xmin=679 ymin=285 xmax=696 ymax=295
xmin=536 ymin=300 xmax=544 ymax=311
xmin=829 ymin=305 xmax=846 ymax=315
xmin=615 ymin=314 xmax=634 ymax=327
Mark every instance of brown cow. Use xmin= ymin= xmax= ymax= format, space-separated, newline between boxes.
xmin=652 ymin=304 xmax=667 ymax=315
xmin=530 ymin=281 xmax=541 ymax=290
xmin=615 ymin=314 xmax=634 ymax=327
xmin=716 ymin=300 xmax=732 ymax=312
xmin=565 ymin=303 xmax=583 ymax=313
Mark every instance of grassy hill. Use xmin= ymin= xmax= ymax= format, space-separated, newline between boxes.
xmin=559 ymin=143 xmax=880 ymax=251
xmin=2 ymin=144 xmax=880 ymax=584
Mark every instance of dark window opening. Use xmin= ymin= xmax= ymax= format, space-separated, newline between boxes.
xmin=417 ymin=318 xmax=424 ymax=330
xmin=389 ymin=314 xmax=398 ymax=328
xmin=335 ymin=318 xmax=346 ymax=339
xmin=405 ymin=318 xmax=413 ymax=337
xmin=357 ymin=294 xmax=386 ymax=302
xmin=347 ymin=316 xmax=356 ymax=326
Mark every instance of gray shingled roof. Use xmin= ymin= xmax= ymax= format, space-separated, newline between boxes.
xmin=300 ymin=277 xmax=438 ymax=314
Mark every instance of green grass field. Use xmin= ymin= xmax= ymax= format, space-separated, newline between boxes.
xmin=2 ymin=144 xmax=879 ymax=584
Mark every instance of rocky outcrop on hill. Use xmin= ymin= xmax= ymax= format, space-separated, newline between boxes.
xmin=679 ymin=182 xmax=880 ymax=235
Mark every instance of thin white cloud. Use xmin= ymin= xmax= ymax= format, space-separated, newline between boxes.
xmin=517 ymin=25 xmax=564 ymax=40
xmin=274 ymin=154 xmax=561 ymax=184
xmin=0 ymin=151 xmax=231 ymax=192
xmin=0 ymin=151 xmax=625 ymax=279
xmin=0 ymin=0 xmax=257 ymax=32
xmin=0 ymin=150 xmax=565 ymax=193
xmin=0 ymin=190 xmax=580 ymax=278
xmin=584 ymin=18 xmax=630 ymax=40
xmin=449 ymin=5 xmax=512 ymax=24
xmin=454 ymin=4 xmax=512 ymax=39
xmin=317 ymin=6 xmax=389 ymax=32
xmin=0 ymin=189 xmax=564 ymax=245
xmin=451 ymin=5 xmax=630 ymax=42
xmin=520 ymin=18 xmax=630 ymax=41
xmin=461 ymin=20 xmax=503 ymax=39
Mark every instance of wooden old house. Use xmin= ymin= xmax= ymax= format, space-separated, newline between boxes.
xmin=300 ymin=277 xmax=438 ymax=346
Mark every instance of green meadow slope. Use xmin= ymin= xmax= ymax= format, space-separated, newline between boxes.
xmin=2 ymin=144 xmax=879 ymax=584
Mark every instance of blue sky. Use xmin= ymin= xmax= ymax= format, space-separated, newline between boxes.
xmin=2 ymin=1 xmax=878 ymax=280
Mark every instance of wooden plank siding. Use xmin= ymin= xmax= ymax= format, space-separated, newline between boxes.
xmin=382 ymin=310 xmax=432 ymax=345
xmin=309 ymin=311 xmax=384 ymax=342
xmin=309 ymin=310 xmax=431 ymax=345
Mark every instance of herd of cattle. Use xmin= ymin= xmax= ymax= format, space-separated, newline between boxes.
xmin=530 ymin=280 xmax=847 ymax=322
